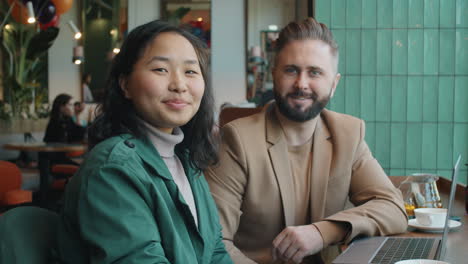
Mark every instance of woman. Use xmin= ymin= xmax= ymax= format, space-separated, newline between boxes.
xmin=43 ymin=93 xmax=86 ymax=165
xmin=53 ymin=20 xmax=232 ymax=264
xmin=82 ymin=73 xmax=94 ymax=103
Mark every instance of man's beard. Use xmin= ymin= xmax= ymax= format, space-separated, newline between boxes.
xmin=273 ymin=89 xmax=331 ymax=122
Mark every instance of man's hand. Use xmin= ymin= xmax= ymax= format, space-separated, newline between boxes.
xmin=271 ymin=224 xmax=324 ymax=263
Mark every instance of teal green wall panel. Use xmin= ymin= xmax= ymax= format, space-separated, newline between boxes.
xmin=315 ymin=0 xmax=331 ymax=26
xmin=409 ymin=0 xmax=424 ymax=27
xmin=376 ymin=77 xmax=392 ymax=121
xmin=360 ymin=76 xmax=376 ymax=121
xmin=393 ymin=0 xmax=408 ymax=28
xmin=361 ymin=30 xmax=377 ymax=74
xmin=439 ymin=30 xmax=455 ymax=74
xmin=454 ymin=124 xmax=468 ymax=166
xmin=391 ymin=77 xmax=407 ymax=122
xmin=345 ymin=76 xmax=361 ymax=117
xmin=454 ymin=77 xmax=468 ymax=122
xmin=456 ymin=0 xmax=468 ymax=27
xmin=407 ymin=77 xmax=423 ymax=121
xmin=455 ymin=29 xmax=468 ymax=74
xmin=330 ymin=77 xmax=346 ymax=113
xmin=376 ymin=123 xmax=391 ymax=168
xmin=423 ymin=77 xmax=438 ymax=122
xmin=365 ymin=122 xmax=376 ymax=154
xmin=422 ymin=123 xmax=438 ymax=169
xmin=424 ymin=0 xmax=440 ymax=27
xmin=346 ymin=30 xmax=361 ymax=74
xmin=423 ymin=30 xmax=439 ymax=75
xmin=438 ymin=77 xmax=454 ymax=122
xmin=440 ymin=0 xmax=456 ymax=27
xmin=406 ymin=123 xmax=423 ymax=169
xmin=408 ymin=30 xmax=424 ymax=74
xmin=377 ymin=0 xmax=393 ymax=28
xmin=437 ymin=124 xmax=453 ymax=169
xmin=331 ymin=0 xmax=346 ymax=28
xmin=318 ymin=0 xmax=467 ymax=184
xmin=362 ymin=0 xmax=377 ymax=28
xmin=391 ymin=124 xmax=406 ymax=168
xmin=346 ymin=0 xmax=362 ymax=28
xmin=392 ymin=30 xmax=408 ymax=75
xmin=376 ymin=30 xmax=392 ymax=74
xmin=334 ymin=30 xmax=347 ymax=73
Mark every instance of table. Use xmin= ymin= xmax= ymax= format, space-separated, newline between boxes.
xmin=388 ymin=176 xmax=467 ymax=263
xmin=398 ymin=189 xmax=467 ymax=263
xmin=3 ymin=142 xmax=87 ymax=206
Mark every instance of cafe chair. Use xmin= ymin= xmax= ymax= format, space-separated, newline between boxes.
xmin=50 ymin=164 xmax=79 ymax=190
xmin=0 ymin=206 xmax=58 ymax=264
xmin=0 ymin=161 xmax=33 ymax=207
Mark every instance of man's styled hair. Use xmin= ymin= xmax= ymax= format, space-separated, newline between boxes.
xmin=275 ymin=17 xmax=339 ymax=68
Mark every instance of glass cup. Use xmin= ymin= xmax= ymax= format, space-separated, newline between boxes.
xmin=398 ymin=174 xmax=442 ymax=218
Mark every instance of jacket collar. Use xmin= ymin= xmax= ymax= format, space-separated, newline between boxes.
xmin=265 ymin=106 xmax=332 ymax=226
xmin=119 ymin=134 xmax=175 ymax=180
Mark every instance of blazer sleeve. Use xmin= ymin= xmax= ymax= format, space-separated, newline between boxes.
xmin=318 ymin=120 xmax=408 ymax=245
xmin=78 ymin=164 xmax=171 ymax=264
xmin=205 ymin=124 xmax=257 ymax=264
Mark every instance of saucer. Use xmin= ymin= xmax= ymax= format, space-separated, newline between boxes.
xmin=408 ymin=219 xmax=462 ymax=233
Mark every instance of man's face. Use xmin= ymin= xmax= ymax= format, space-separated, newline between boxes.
xmin=272 ymin=39 xmax=340 ymax=122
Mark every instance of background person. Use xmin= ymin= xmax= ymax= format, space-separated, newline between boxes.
xmin=82 ymin=73 xmax=94 ymax=103
xmin=53 ymin=20 xmax=233 ymax=263
xmin=205 ymin=18 xmax=407 ymax=264
xmin=43 ymin=93 xmax=86 ymax=166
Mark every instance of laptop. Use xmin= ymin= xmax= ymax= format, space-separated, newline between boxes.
xmin=333 ymin=155 xmax=462 ymax=264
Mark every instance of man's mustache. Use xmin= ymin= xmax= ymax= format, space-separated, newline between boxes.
xmin=286 ymin=91 xmax=318 ymax=101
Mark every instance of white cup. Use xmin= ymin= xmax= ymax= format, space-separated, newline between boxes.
xmin=395 ymin=259 xmax=450 ymax=264
xmin=414 ymin=208 xmax=447 ymax=227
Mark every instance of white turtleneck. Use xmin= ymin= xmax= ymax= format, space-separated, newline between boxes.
xmin=142 ymin=121 xmax=198 ymax=227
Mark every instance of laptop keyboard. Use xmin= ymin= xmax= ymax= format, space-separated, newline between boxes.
xmin=370 ymin=238 xmax=435 ymax=264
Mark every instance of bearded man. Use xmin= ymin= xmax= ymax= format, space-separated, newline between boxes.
xmin=205 ymin=18 xmax=408 ymax=264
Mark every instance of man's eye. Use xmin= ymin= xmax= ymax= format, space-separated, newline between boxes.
xmin=284 ymin=67 xmax=297 ymax=74
xmin=310 ymin=70 xmax=321 ymax=76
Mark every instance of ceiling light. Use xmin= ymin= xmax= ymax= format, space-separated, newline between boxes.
xmin=67 ymin=20 xmax=82 ymax=39
xmin=26 ymin=1 xmax=36 ymax=24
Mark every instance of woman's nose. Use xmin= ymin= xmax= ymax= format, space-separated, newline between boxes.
xmin=168 ymin=73 xmax=187 ymax=93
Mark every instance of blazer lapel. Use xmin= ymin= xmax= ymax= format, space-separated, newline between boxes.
xmin=266 ymin=108 xmax=295 ymax=227
xmin=310 ymin=117 xmax=332 ymax=222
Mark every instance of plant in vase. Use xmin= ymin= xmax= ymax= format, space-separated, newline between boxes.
xmin=0 ymin=0 xmax=72 ymax=120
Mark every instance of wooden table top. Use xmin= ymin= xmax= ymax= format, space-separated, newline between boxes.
xmin=3 ymin=142 xmax=87 ymax=153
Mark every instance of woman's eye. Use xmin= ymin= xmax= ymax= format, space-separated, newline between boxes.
xmin=186 ymin=70 xmax=198 ymax=75
xmin=152 ymin=68 xmax=167 ymax=73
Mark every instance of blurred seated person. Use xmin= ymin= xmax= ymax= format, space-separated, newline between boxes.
xmin=43 ymin=94 xmax=86 ymax=166
xmin=72 ymin=102 xmax=87 ymax=127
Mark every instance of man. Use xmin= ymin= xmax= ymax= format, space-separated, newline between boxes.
xmin=205 ymin=18 xmax=407 ymax=264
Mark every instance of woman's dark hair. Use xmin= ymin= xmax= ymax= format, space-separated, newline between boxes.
xmin=81 ymin=73 xmax=91 ymax=84
xmin=88 ymin=20 xmax=217 ymax=171
xmin=50 ymin=93 xmax=72 ymax=121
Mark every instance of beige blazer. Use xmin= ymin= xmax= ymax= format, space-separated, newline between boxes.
xmin=205 ymin=105 xmax=408 ymax=264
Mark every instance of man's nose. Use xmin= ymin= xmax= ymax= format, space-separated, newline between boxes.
xmin=168 ymin=72 xmax=187 ymax=93
xmin=294 ymin=72 xmax=309 ymax=91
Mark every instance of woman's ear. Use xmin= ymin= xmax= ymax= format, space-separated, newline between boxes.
xmin=119 ymin=76 xmax=131 ymax=99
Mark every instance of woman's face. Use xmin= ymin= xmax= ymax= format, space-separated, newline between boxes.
xmin=60 ymin=99 xmax=74 ymax=117
xmin=121 ymin=32 xmax=205 ymax=133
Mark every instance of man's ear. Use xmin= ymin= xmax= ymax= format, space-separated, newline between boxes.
xmin=330 ymin=73 xmax=341 ymax=98
xmin=119 ymin=76 xmax=131 ymax=99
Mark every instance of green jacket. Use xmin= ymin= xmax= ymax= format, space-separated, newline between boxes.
xmin=54 ymin=134 xmax=233 ymax=264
